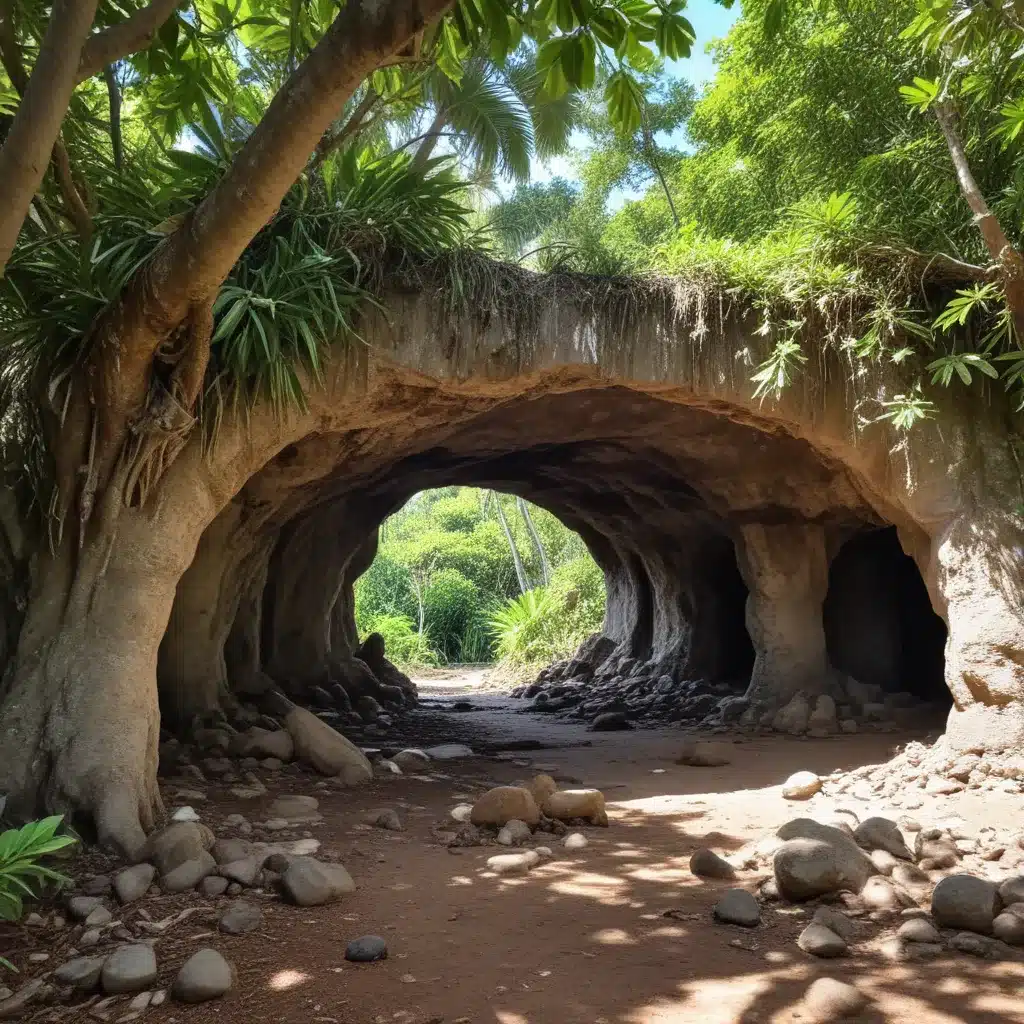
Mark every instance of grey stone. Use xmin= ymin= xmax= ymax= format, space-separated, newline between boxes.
xmin=993 ymin=907 xmax=1024 ymax=945
xmin=590 ymin=711 xmax=631 ymax=731
xmin=854 ymin=817 xmax=912 ymax=860
xmin=199 ymin=875 xmax=229 ymax=897
xmin=496 ymin=820 xmax=533 ymax=847
xmin=891 ymin=862 xmax=931 ymax=888
xmin=67 ymin=896 xmax=103 ymax=921
xmin=931 ymin=874 xmax=1000 ymax=934
xmin=211 ymin=839 xmax=253 ymax=866
xmin=690 ymin=848 xmax=736 ymax=880
xmin=82 ymin=875 xmax=113 ymax=897
xmin=797 ymin=923 xmax=847 ymax=958
xmin=773 ymin=820 xmax=873 ymax=901
xmin=713 ymin=889 xmax=760 ymax=928
xmin=84 ymin=906 xmax=112 ymax=927
xmin=101 ymin=945 xmax=158 ymax=995
xmin=391 ymin=749 xmax=431 ymax=771
xmin=998 ymin=875 xmax=1024 ymax=906
xmin=281 ymin=857 xmax=356 ymax=906
xmin=811 ymin=906 xmax=857 ymax=942
xmin=949 ymin=931 xmax=994 ymax=957
xmin=365 ymin=808 xmax=403 ymax=832
xmin=162 ymin=851 xmax=216 ymax=893
xmin=114 ymin=864 xmax=157 ymax=905
xmin=898 ymin=917 xmax=941 ymax=943
xmin=219 ymin=857 xmax=263 ymax=887
xmin=143 ymin=821 xmax=214 ymax=876
xmin=802 ymin=978 xmax=867 ymax=1021
xmin=53 ymin=956 xmax=107 ymax=991
xmin=423 ymin=743 xmax=474 ymax=760
xmin=172 ymin=949 xmax=234 ymax=1003
xmin=345 ymin=935 xmax=388 ymax=962
xmin=219 ymin=901 xmax=263 ymax=936
xmin=675 ymin=740 xmax=731 ymax=767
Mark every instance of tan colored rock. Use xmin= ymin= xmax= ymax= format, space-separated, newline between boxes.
xmin=285 ymin=706 xmax=372 ymax=783
xmin=470 ymin=787 xmax=540 ymax=827
xmin=676 ymin=740 xmax=732 ymax=767
xmin=527 ymin=773 xmax=557 ymax=806
xmin=541 ymin=789 xmax=608 ymax=826
xmin=239 ymin=727 xmax=294 ymax=762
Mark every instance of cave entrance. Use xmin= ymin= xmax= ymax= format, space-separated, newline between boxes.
xmin=352 ymin=487 xmax=608 ymax=673
xmin=824 ymin=526 xmax=950 ymax=706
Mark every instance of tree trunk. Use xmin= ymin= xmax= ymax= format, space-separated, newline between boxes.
xmin=935 ymin=100 xmax=1024 ymax=339
xmin=0 ymin=0 xmax=99 ymax=274
xmin=411 ymin=107 xmax=448 ymax=170
xmin=517 ymin=496 xmax=550 ymax=586
xmin=492 ymin=492 xmax=530 ymax=593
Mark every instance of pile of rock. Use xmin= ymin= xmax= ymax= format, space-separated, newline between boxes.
xmin=698 ymin=807 xmax=1024 ymax=971
xmin=825 ymin=738 xmax=1024 ymax=803
xmin=437 ymin=775 xmax=609 ymax=857
xmin=512 ymin=652 xmax=946 ymax=736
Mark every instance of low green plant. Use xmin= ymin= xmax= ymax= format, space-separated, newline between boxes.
xmin=0 ymin=816 xmax=77 ymax=932
xmin=360 ymin=613 xmax=438 ymax=669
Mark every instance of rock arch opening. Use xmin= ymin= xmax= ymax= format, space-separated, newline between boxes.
xmin=824 ymin=526 xmax=950 ymax=708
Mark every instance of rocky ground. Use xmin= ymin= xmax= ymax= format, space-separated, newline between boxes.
xmin=3 ymin=674 xmax=1024 ymax=1023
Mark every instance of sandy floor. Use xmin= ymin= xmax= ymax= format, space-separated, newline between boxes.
xmin=8 ymin=676 xmax=1024 ymax=1024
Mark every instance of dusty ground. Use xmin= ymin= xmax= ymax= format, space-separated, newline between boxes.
xmin=7 ymin=673 xmax=1024 ymax=1024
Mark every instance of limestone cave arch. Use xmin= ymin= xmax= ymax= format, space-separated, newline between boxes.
xmin=2 ymin=273 xmax=1022 ymax=853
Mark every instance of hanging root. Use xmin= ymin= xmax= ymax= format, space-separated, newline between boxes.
xmin=120 ymin=299 xmax=214 ymax=510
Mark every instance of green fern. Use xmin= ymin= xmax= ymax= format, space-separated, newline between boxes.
xmin=0 ymin=816 xmax=77 ymax=923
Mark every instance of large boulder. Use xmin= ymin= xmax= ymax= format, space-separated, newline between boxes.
xmin=141 ymin=822 xmax=214 ymax=875
xmin=853 ymin=817 xmax=912 ymax=860
xmin=773 ymin=819 xmax=873 ymax=901
xmin=281 ymin=858 xmax=356 ymax=906
xmin=284 ymin=705 xmax=372 ymax=783
xmin=541 ymin=789 xmax=608 ymax=826
xmin=470 ymin=787 xmax=540 ymax=827
xmin=931 ymin=874 xmax=1000 ymax=935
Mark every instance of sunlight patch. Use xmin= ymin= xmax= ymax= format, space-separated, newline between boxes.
xmin=268 ymin=969 xmax=311 ymax=991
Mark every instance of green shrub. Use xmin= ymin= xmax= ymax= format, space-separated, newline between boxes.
xmin=489 ymin=558 xmax=606 ymax=668
xmin=0 ymin=816 xmax=77 ymax=926
xmin=423 ymin=568 xmax=480 ymax=663
xmin=361 ymin=613 xmax=438 ymax=668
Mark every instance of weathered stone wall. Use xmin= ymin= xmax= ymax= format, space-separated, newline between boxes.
xmin=59 ymin=270 xmax=1024 ymax=754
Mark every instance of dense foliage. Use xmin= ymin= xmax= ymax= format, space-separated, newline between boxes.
xmin=488 ymin=0 xmax=1024 ymax=422
xmin=354 ymin=487 xmax=605 ymax=669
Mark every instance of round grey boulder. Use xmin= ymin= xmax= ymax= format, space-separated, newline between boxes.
xmin=690 ymin=848 xmax=736 ymax=880
xmin=797 ymin=923 xmax=847 ymax=958
xmin=54 ymin=956 xmax=107 ymax=991
xmin=931 ymin=874 xmax=1000 ymax=935
xmin=345 ymin=935 xmax=388 ymax=962
xmin=101 ymin=945 xmax=158 ymax=995
xmin=993 ymin=905 xmax=1024 ymax=946
xmin=113 ymin=864 xmax=157 ymax=904
xmin=802 ymin=978 xmax=867 ymax=1022
xmin=172 ymin=949 xmax=234 ymax=1003
xmin=281 ymin=857 xmax=355 ymax=906
xmin=713 ymin=889 xmax=760 ymax=928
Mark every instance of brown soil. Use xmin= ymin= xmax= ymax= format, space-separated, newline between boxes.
xmin=8 ymin=678 xmax=1024 ymax=1024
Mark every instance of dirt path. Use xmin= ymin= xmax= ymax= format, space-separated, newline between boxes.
xmin=9 ymin=671 xmax=1024 ymax=1023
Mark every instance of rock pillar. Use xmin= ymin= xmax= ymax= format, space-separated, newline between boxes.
xmin=737 ymin=522 xmax=831 ymax=705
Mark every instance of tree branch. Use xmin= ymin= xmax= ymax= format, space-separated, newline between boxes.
xmin=51 ymin=137 xmax=92 ymax=246
xmin=0 ymin=0 xmax=100 ymax=275
xmin=310 ymin=88 xmax=381 ymax=170
xmin=75 ymin=0 xmax=184 ymax=84
xmin=85 ymin=0 xmax=455 ymax=501
xmin=934 ymin=99 xmax=1024 ymax=338
xmin=103 ymin=64 xmax=123 ymax=174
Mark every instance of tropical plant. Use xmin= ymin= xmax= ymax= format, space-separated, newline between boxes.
xmin=0 ymin=816 xmax=77 ymax=924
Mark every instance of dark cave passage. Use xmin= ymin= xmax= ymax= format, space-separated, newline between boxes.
xmin=824 ymin=526 xmax=950 ymax=706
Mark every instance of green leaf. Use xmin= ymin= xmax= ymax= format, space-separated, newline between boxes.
xmin=899 ymin=77 xmax=939 ymax=113
xmin=764 ymin=0 xmax=786 ymax=37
